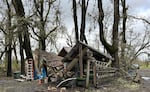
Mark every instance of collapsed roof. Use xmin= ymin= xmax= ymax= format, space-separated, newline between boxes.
xmin=33 ymin=49 xmax=63 ymax=67
xmin=58 ymin=47 xmax=72 ymax=57
xmin=61 ymin=41 xmax=113 ymax=62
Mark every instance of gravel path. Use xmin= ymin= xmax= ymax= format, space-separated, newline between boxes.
xmin=138 ymin=69 xmax=150 ymax=91
xmin=0 ymin=79 xmax=47 ymax=92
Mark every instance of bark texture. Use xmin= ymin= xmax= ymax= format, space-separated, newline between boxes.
xmin=12 ymin=0 xmax=33 ymax=74
xmin=98 ymin=0 xmax=120 ymax=67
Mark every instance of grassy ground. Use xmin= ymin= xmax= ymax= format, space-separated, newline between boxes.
xmin=140 ymin=64 xmax=150 ymax=69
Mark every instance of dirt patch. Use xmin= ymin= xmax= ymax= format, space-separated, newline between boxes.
xmin=0 ymin=69 xmax=150 ymax=92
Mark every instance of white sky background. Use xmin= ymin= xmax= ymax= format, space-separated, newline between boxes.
xmin=60 ymin=0 xmax=150 ymax=32
xmin=127 ymin=0 xmax=150 ymax=17
xmin=126 ymin=0 xmax=150 ymax=32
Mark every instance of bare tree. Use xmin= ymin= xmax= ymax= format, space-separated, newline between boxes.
xmin=4 ymin=0 xmax=13 ymax=77
xmin=120 ymin=0 xmax=127 ymax=70
xmin=98 ymin=0 xmax=120 ymax=67
xmin=126 ymin=13 xmax=150 ymax=65
xmin=66 ymin=33 xmax=74 ymax=47
xmin=72 ymin=0 xmax=89 ymax=77
xmin=73 ymin=0 xmax=79 ymax=43
xmin=126 ymin=27 xmax=150 ymax=64
xmin=32 ymin=0 xmax=60 ymax=50
xmin=80 ymin=0 xmax=89 ymax=44
xmin=128 ymin=15 xmax=150 ymax=25
xmin=12 ymin=0 xmax=33 ymax=74
xmin=72 ymin=0 xmax=89 ymax=44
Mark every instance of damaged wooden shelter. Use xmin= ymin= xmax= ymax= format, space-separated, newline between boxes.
xmin=58 ymin=41 xmax=117 ymax=87
xmin=33 ymin=49 xmax=64 ymax=80
xmin=32 ymin=41 xmax=117 ymax=88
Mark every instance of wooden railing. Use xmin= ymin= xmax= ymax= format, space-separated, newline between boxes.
xmin=94 ymin=60 xmax=117 ymax=86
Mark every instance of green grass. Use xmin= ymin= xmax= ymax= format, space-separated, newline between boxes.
xmin=12 ymin=60 xmax=20 ymax=72
xmin=140 ymin=64 xmax=150 ymax=69
xmin=0 ymin=59 xmax=20 ymax=73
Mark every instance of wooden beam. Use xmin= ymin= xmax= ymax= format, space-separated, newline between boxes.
xmin=66 ymin=58 xmax=78 ymax=71
xmin=79 ymin=44 xmax=83 ymax=77
xmin=93 ymin=62 xmax=97 ymax=87
xmin=66 ymin=48 xmax=87 ymax=71
xmin=62 ymin=43 xmax=79 ymax=62
xmin=105 ymin=60 xmax=112 ymax=67
xmin=86 ymin=60 xmax=90 ymax=88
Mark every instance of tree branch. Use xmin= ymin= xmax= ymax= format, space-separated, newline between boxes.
xmin=0 ymin=26 xmax=7 ymax=35
xmin=130 ymin=41 xmax=150 ymax=63
xmin=30 ymin=34 xmax=39 ymax=41
xmin=45 ymin=26 xmax=57 ymax=38
xmin=73 ymin=0 xmax=79 ymax=42
xmin=66 ymin=33 xmax=73 ymax=47
xmin=128 ymin=15 xmax=150 ymax=25
xmin=28 ymin=24 xmax=40 ymax=38
xmin=33 ymin=0 xmax=41 ymax=16
xmin=98 ymin=0 xmax=114 ymax=54
xmin=0 ymin=18 xmax=7 ymax=35
xmin=44 ymin=1 xmax=51 ymax=24
xmin=44 ymin=0 xmax=56 ymax=24
xmin=86 ymin=0 xmax=89 ymax=10
xmin=0 ymin=47 xmax=7 ymax=61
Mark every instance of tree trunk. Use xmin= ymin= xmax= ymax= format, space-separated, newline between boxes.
xmin=13 ymin=44 xmax=19 ymax=64
xmin=33 ymin=0 xmax=46 ymax=50
xmin=98 ymin=0 xmax=113 ymax=54
xmin=23 ymin=27 xmax=33 ymax=59
xmin=18 ymin=33 xmax=25 ymax=74
xmin=73 ymin=0 xmax=79 ymax=43
xmin=6 ymin=0 xmax=12 ymax=77
xmin=98 ymin=0 xmax=120 ymax=67
xmin=80 ymin=0 xmax=88 ymax=44
xmin=12 ymin=0 xmax=33 ymax=59
xmin=6 ymin=46 xmax=12 ymax=76
xmin=39 ymin=37 xmax=46 ymax=50
xmin=39 ymin=0 xmax=46 ymax=50
xmin=122 ymin=0 xmax=127 ymax=44
xmin=112 ymin=0 xmax=120 ymax=67
xmin=121 ymin=0 xmax=127 ymax=70
xmin=79 ymin=0 xmax=89 ymax=77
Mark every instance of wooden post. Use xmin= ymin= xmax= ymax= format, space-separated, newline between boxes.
xmin=93 ymin=62 xmax=97 ymax=87
xmin=79 ymin=44 xmax=83 ymax=77
xmin=86 ymin=60 xmax=90 ymax=88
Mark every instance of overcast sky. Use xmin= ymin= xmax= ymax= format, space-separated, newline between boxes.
xmin=127 ymin=0 xmax=150 ymax=17
xmin=60 ymin=0 xmax=150 ymax=31
xmin=57 ymin=0 xmax=150 ymax=60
